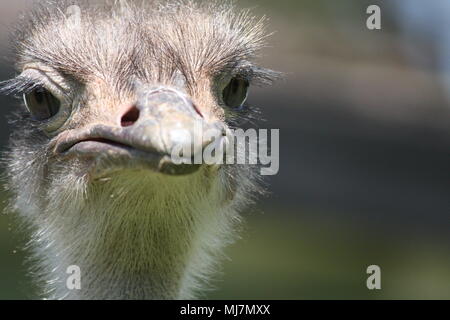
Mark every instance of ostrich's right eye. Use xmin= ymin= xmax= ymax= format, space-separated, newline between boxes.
xmin=24 ymin=87 xmax=61 ymax=121
xmin=222 ymin=77 xmax=249 ymax=110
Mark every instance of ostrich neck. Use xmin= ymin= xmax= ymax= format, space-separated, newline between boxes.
xmin=38 ymin=172 xmax=225 ymax=300
xmin=52 ymin=201 xmax=194 ymax=299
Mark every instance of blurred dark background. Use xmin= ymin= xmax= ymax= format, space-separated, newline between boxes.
xmin=1 ymin=0 xmax=449 ymax=299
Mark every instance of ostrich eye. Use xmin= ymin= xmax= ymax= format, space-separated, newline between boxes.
xmin=24 ymin=87 xmax=61 ymax=121
xmin=223 ymin=78 xmax=249 ymax=110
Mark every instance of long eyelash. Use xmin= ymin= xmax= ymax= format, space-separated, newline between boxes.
xmin=248 ymin=67 xmax=282 ymax=86
xmin=234 ymin=65 xmax=282 ymax=87
xmin=0 ymin=77 xmax=45 ymax=97
xmin=220 ymin=62 xmax=281 ymax=87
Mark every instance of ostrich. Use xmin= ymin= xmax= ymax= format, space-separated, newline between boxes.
xmin=1 ymin=0 xmax=276 ymax=300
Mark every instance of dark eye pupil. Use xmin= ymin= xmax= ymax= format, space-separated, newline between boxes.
xmin=231 ymin=80 xmax=239 ymax=94
xmin=223 ymin=78 xmax=249 ymax=110
xmin=24 ymin=88 xmax=61 ymax=121
xmin=34 ymin=88 xmax=45 ymax=104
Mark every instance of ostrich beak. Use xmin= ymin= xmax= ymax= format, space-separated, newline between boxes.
xmin=55 ymin=86 xmax=226 ymax=176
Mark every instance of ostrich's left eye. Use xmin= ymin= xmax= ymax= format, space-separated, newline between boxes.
xmin=24 ymin=87 xmax=61 ymax=121
xmin=223 ymin=78 xmax=249 ymax=110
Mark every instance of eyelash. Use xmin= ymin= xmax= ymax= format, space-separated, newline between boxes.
xmin=231 ymin=66 xmax=277 ymax=87
xmin=0 ymin=77 xmax=45 ymax=97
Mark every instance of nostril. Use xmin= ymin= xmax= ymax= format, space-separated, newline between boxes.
xmin=192 ymin=103 xmax=204 ymax=118
xmin=121 ymin=106 xmax=140 ymax=127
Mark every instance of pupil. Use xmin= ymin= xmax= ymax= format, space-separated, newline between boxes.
xmin=232 ymin=79 xmax=240 ymax=94
xmin=34 ymin=89 xmax=45 ymax=104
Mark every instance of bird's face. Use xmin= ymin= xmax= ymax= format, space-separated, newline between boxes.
xmin=17 ymin=63 xmax=250 ymax=179
xmin=2 ymin=1 xmax=275 ymax=200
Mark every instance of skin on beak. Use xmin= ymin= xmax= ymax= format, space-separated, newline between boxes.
xmin=55 ymin=86 xmax=227 ymax=176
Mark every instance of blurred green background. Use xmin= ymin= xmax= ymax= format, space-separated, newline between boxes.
xmin=1 ymin=0 xmax=450 ymax=299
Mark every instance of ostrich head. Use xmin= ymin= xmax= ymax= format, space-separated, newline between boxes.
xmin=1 ymin=0 xmax=276 ymax=299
